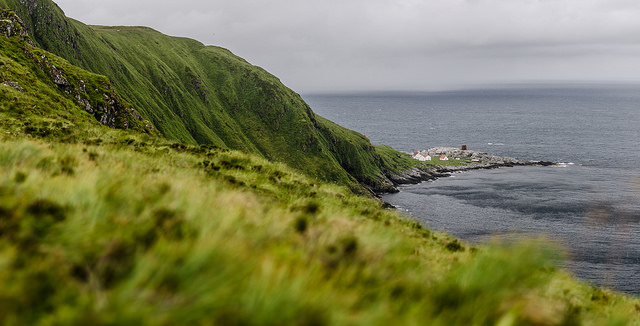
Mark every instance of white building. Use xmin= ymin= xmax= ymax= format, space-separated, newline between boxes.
xmin=412 ymin=152 xmax=432 ymax=161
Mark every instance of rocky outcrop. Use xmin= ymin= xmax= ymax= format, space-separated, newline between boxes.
xmin=425 ymin=147 xmax=555 ymax=169
xmin=0 ymin=9 xmax=36 ymax=46
xmin=365 ymin=177 xmax=397 ymax=194
xmin=15 ymin=0 xmax=83 ymax=61
xmin=386 ymin=167 xmax=447 ymax=186
xmin=2 ymin=81 xmax=24 ymax=92
xmin=1 ymin=8 xmax=155 ymax=134
xmin=377 ymin=166 xmax=450 ymax=194
xmin=424 ymin=147 xmax=532 ymax=166
xmin=376 ymin=147 xmax=555 ymax=194
xmin=39 ymin=54 xmax=69 ymax=86
xmin=36 ymin=52 xmax=154 ymax=132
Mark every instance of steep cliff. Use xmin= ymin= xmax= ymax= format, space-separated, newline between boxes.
xmin=0 ymin=8 xmax=154 ymax=135
xmin=0 ymin=0 xmax=419 ymax=193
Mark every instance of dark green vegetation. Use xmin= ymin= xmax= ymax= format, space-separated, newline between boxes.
xmin=0 ymin=0 xmax=426 ymax=194
xmin=6 ymin=130 xmax=640 ymax=326
xmin=3 ymin=1 xmax=640 ymax=325
xmin=3 ymin=97 xmax=640 ymax=326
xmin=2 ymin=66 xmax=640 ymax=324
xmin=0 ymin=9 xmax=154 ymax=138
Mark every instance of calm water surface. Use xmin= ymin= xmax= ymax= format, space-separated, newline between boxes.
xmin=303 ymin=85 xmax=640 ymax=294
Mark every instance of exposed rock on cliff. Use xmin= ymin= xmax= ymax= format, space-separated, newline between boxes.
xmin=14 ymin=0 xmax=83 ymax=60
xmin=2 ymin=80 xmax=23 ymax=92
xmin=1 ymin=8 xmax=155 ymax=134
xmin=0 ymin=8 xmax=35 ymax=45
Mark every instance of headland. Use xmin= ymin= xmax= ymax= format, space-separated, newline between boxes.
xmin=384 ymin=146 xmax=555 ymax=192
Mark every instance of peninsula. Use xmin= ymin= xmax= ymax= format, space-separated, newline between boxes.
xmin=385 ymin=146 xmax=555 ymax=191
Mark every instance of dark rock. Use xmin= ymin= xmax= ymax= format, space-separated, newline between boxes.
xmin=375 ymin=147 xmax=556 ymax=194
xmin=381 ymin=201 xmax=396 ymax=209
xmin=2 ymin=81 xmax=23 ymax=92
xmin=0 ymin=9 xmax=36 ymax=46
xmin=40 ymin=55 xmax=69 ymax=86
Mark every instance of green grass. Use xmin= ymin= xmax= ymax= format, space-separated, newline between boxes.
xmin=0 ymin=22 xmax=154 ymax=138
xmin=2 ymin=122 xmax=640 ymax=325
xmin=0 ymin=38 xmax=639 ymax=322
xmin=3 ymin=2 xmax=640 ymax=325
xmin=0 ymin=0 xmax=440 ymax=193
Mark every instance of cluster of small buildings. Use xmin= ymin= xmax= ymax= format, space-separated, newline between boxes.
xmin=412 ymin=152 xmax=448 ymax=161
xmin=411 ymin=145 xmax=483 ymax=163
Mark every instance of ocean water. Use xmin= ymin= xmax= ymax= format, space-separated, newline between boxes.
xmin=303 ymin=84 xmax=640 ymax=294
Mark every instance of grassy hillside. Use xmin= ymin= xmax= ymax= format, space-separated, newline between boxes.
xmin=0 ymin=11 xmax=154 ymax=140
xmin=2 ymin=18 xmax=640 ymax=325
xmin=1 ymin=80 xmax=640 ymax=326
xmin=0 ymin=0 xmax=424 ymax=193
xmin=7 ymin=134 xmax=640 ymax=325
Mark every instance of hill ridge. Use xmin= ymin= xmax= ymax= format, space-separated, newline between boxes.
xmin=0 ymin=8 xmax=154 ymax=136
xmin=0 ymin=0 xmax=426 ymax=193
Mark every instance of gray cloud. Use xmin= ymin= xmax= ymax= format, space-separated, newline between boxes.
xmin=54 ymin=0 xmax=640 ymax=92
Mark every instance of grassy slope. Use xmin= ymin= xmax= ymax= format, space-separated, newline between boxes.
xmin=0 ymin=0 xmax=423 ymax=193
xmin=1 ymin=28 xmax=640 ymax=325
xmin=7 ymin=135 xmax=638 ymax=326
xmin=0 ymin=25 xmax=153 ymax=140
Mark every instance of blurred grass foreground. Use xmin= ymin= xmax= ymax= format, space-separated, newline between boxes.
xmin=2 ymin=133 xmax=640 ymax=325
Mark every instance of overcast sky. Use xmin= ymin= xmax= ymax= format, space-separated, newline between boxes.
xmin=54 ymin=0 xmax=640 ymax=93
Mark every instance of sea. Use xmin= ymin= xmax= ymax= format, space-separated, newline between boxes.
xmin=302 ymin=84 xmax=640 ymax=295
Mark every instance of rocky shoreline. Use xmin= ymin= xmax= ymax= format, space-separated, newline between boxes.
xmin=381 ymin=147 xmax=555 ymax=194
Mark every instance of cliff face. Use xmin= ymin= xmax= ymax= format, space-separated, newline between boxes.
xmin=0 ymin=8 xmax=154 ymax=134
xmin=6 ymin=0 xmax=83 ymax=60
xmin=0 ymin=0 xmax=418 ymax=192
xmin=0 ymin=8 xmax=34 ymax=45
